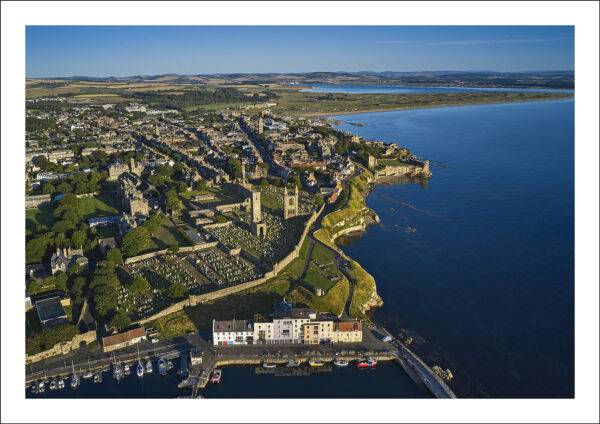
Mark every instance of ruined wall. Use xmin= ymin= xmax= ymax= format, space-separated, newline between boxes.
xmin=25 ymin=330 xmax=97 ymax=364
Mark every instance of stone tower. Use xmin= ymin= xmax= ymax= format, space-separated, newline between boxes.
xmin=283 ymin=186 xmax=299 ymax=220
xmin=251 ymin=191 xmax=262 ymax=223
xmin=367 ymin=154 xmax=377 ymax=169
xmin=250 ymin=190 xmax=267 ymax=238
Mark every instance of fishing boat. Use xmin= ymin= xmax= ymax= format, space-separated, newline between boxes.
xmin=124 ymin=364 xmax=131 ymax=376
xmin=286 ymin=359 xmax=301 ymax=367
xmin=136 ymin=361 xmax=144 ymax=378
xmin=356 ymin=357 xmax=377 ymax=368
xmin=308 ymin=359 xmax=325 ymax=367
xmin=333 ymin=358 xmax=349 ymax=367
xmin=145 ymin=360 xmax=153 ymax=374
xmin=93 ymin=372 xmax=102 ymax=383
xmin=262 ymin=361 xmax=277 ymax=369
xmin=158 ymin=358 xmax=167 ymax=376
xmin=210 ymin=369 xmax=222 ymax=384
xmin=49 ymin=379 xmax=57 ymax=391
xmin=57 ymin=378 xmax=65 ymax=390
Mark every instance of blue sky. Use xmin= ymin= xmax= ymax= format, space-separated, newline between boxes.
xmin=26 ymin=26 xmax=574 ymax=77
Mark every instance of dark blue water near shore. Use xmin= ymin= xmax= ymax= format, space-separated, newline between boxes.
xmin=333 ymin=100 xmax=575 ymax=398
xmin=303 ymin=83 xmax=573 ymax=94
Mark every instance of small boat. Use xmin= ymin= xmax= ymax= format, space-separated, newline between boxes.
xmin=82 ymin=371 xmax=94 ymax=380
xmin=308 ymin=359 xmax=325 ymax=367
xmin=166 ymin=360 xmax=174 ymax=371
xmin=70 ymin=373 xmax=79 ymax=389
xmin=37 ymin=381 xmax=45 ymax=393
xmin=158 ymin=358 xmax=167 ymax=376
xmin=93 ymin=372 xmax=102 ymax=383
xmin=286 ymin=359 xmax=301 ymax=367
xmin=57 ymin=379 xmax=65 ymax=390
xmin=124 ymin=364 xmax=131 ymax=376
xmin=179 ymin=354 xmax=188 ymax=378
xmin=113 ymin=364 xmax=123 ymax=381
xmin=145 ymin=360 xmax=153 ymax=374
xmin=356 ymin=357 xmax=377 ymax=368
xmin=333 ymin=358 xmax=349 ymax=367
xmin=30 ymin=384 xmax=38 ymax=395
xmin=210 ymin=369 xmax=222 ymax=383
xmin=136 ymin=361 xmax=144 ymax=378
xmin=262 ymin=361 xmax=277 ymax=369
xmin=49 ymin=379 xmax=57 ymax=391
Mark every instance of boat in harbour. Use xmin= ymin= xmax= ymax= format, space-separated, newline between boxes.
xmin=262 ymin=361 xmax=277 ymax=369
xmin=93 ymin=372 xmax=102 ymax=383
xmin=57 ymin=378 xmax=65 ymax=390
xmin=49 ymin=379 xmax=57 ymax=391
xmin=124 ymin=364 xmax=131 ymax=376
xmin=333 ymin=358 xmax=349 ymax=367
xmin=210 ymin=369 xmax=222 ymax=384
xmin=136 ymin=361 xmax=144 ymax=378
xmin=82 ymin=371 xmax=94 ymax=380
xmin=70 ymin=362 xmax=79 ymax=389
xmin=37 ymin=381 xmax=45 ymax=393
xmin=158 ymin=358 xmax=167 ymax=376
xmin=286 ymin=359 xmax=301 ymax=367
xmin=308 ymin=359 xmax=325 ymax=367
xmin=166 ymin=360 xmax=174 ymax=371
xmin=356 ymin=357 xmax=377 ymax=368
xmin=145 ymin=360 xmax=153 ymax=374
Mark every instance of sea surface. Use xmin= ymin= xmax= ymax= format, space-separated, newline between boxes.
xmin=333 ymin=99 xmax=575 ymax=398
xmin=27 ymin=98 xmax=574 ymax=399
xmin=302 ymin=83 xmax=573 ymax=94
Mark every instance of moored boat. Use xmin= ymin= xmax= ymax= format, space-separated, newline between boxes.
xmin=166 ymin=360 xmax=174 ymax=371
xmin=70 ymin=373 xmax=79 ymax=389
xmin=262 ymin=361 xmax=277 ymax=369
xmin=136 ymin=361 xmax=144 ymax=378
xmin=333 ymin=358 xmax=349 ymax=367
xmin=356 ymin=357 xmax=377 ymax=368
xmin=49 ymin=379 xmax=57 ymax=391
xmin=158 ymin=358 xmax=167 ymax=376
xmin=113 ymin=363 xmax=123 ymax=381
xmin=210 ymin=369 xmax=222 ymax=383
xmin=82 ymin=371 xmax=94 ymax=380
xmin=145 ymin=360 xmax=153 ymax=374
xmin=93 ymin=372 xmax=102 ymax=383
xmin=286 ymin=359 xmax=301 ymax=367
xmin=308 ymin=358 xmax=325 ymax=367
xmin=124 ymin=364 xmax=131 ymax=375
xmin=37 ymin=381 xmax=45 ymax=393
xmin=57 ymin=378 xmax=65 ymax=390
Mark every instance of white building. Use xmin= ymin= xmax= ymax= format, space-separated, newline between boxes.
xmin=272 ymin=308 xmax=316 ymax=344
xmin=212 ymin=319 xmax=253 ymax=346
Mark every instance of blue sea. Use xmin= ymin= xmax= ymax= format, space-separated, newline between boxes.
xmin=27 ymin=97 xmax=574 ymax=399
xmin=302 ymin=83 xmax=573 ymax=94
xmin=333 ymin=99 xmax=575 ymax=398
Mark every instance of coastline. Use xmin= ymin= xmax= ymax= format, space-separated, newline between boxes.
xmin=311 ymin=95 xmax=574 ymax=118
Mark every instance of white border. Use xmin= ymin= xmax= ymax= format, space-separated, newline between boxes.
xmin=2 ymin=2 xmax=598 ymax=423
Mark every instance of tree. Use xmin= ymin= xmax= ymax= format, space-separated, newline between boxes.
xmin=165 ymin=189 xmax=182 ymax=216
xmin=106 ymin=247 xmax=124 ymax=266
xmin=108 ymin=309 xmax=131 ymax=331
xmin=292 ymin=175 xmax=301 ymax=190
xmin=70 ymin=229 xmax=87 ymax=249
xmin=89 ymin=261 xmax=120 ymax=317
xmin=42 ymin=181 xmax=55 ymax=195
xmin=26 ymin=234 xmax=53 ymax=264
xmin=131 ymin=276 xmax=150 ymax=295
xmin=69 ymin=276 xmax=87 ymax=305
xmin=57 ymin=181 xmax=73 ymax=194
xmin=314 ymin=192 xmax=325 ymax=208
xmin=143 ymin=213 xmax=165 ymax=235
xmin=168 ymin=241 xmax=179 ymax=253
xmin=121 ymin=226 xmax=150 ymax=257
xmin=55 ymin=272 xmax=68 ymax=292
xmin=224 ymin=157 xmax=242 ymax=180
xmin=168 ymin=281 xmax=186 ymax=300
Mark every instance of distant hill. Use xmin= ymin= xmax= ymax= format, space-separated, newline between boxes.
xmin=28 ymin=71 xmax=574 ymax=89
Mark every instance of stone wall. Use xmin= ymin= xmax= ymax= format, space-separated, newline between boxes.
xmin=25 ymin=330 xmax=97 ymax=364
xmin=135 ymin=203 xmax=326 ymax=326
xmin=124 ymin=242 xmax=219 ymax=264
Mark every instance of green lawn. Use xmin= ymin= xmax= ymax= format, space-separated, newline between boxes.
xmin=26 ymin=193 xmax=120 ymax=233
xmin=142 ymin=217 xmax=192 ymax=253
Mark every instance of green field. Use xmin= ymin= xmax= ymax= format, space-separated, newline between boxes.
xmin=26 ymin=193 xmax=121 ymax=233
xmin=141 ymin=217 xmax=191 ymax=253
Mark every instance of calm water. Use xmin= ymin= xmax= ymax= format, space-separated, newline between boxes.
xmin=333 ymin=99 xmax=575 ymax=398
xmin=302 ymin=83 xmax=573 ymax=94
xmin=27 ymin=362 xmax=430 ymax=399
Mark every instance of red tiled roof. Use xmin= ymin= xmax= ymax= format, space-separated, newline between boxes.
xmin=102 ymin=327 xmax=145 ymax=348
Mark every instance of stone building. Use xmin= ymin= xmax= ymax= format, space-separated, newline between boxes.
xmin=250 ymin=190 xmax=267 ymax=238
xmin=102 ymin=326 xmax=146 ymax=353
xmin=108 ymin=158 xmax=144 ymax=181
xmin=283 ymin=186 xmax=299 ymax=220
xmin=117 ymin=173 xmax=149 ymax=216
xmin=50 ymin=247 xmax=88 ymax=275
